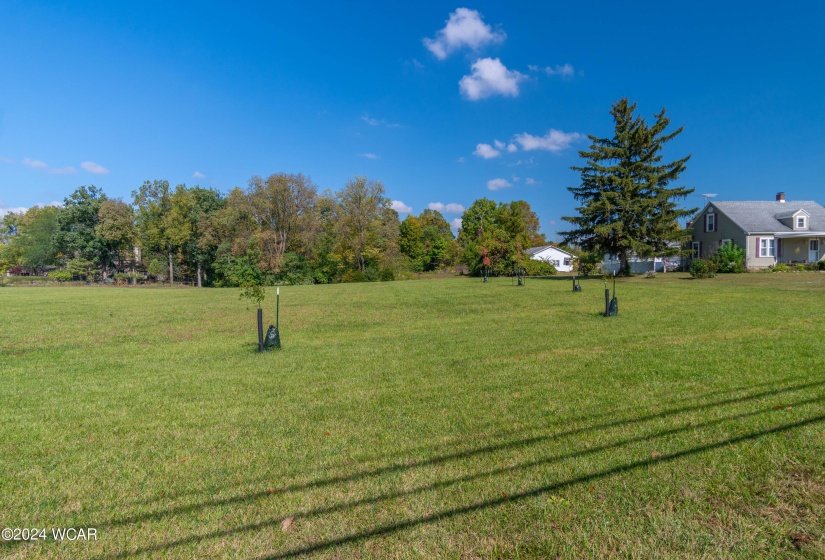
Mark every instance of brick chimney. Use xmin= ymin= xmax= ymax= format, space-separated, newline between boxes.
xmin=776 ymin=192 xmax=786 ymax=203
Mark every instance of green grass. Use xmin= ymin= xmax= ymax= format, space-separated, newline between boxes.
xmin=1 ymin=273 xmax=824 ymax=559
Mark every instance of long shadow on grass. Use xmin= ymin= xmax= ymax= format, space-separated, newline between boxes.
xmin=96 ymin=396 xmax=825 ymax=559
xmin=53 ymin=376 xmax=823 ymax=546
xmin=112 ymin=373 xmax=813 ymax=511
xmin=252 ymin=412 xmax=825 ymax=560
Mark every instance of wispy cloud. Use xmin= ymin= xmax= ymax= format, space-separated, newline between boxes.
xmin=357 ymin=153 xmax=380 ymax=160
xmin=0 ymin=156 xmax=14 ymax=164
xmin=525 ymin=177 xmax=538 ymax=185
xmin=473 ymin=143 xmax=501 ymax=159
xmin=361 ymin=113 xmax=400 ymax=128
xmin=80 ymin=161 xmax=110 ymax=174
xmin=428 ymin=202 xmax=465 ymax=214
xmin=22 ymin=158 xmax=48 ymax=169
xmin=460 ymin=58 xmax=526 ymax=100
xmin=47 ymin=166 xmax=76 ymax=175
xmin=456 ymin=156 xmax=465 ymax=164
xmin=423 ymin=8 xmax=505 ymax=60
xmin=529 ymin=63 xmax=575 ymax=79
xmin=487 ymin=178 xmax=514 ymax=191
xmin=450 ymin=217 xmax=463 ymax=231
xmin=193 ymin=171 xmax=206 ymax=179
xmin=0 ymin=200 xmax=62 ymax=218
xmin=391 ymin=200 xmax=413 ymax=214
xmin=514 ymin=129 xmax=583 ymax=152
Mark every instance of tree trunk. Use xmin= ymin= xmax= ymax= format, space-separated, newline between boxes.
xmin=168 ymin=249 xmax=174 ymax=285
xmin=619 ymin=252 xmax=629 ymax=276
xmin=197 ymin=262 xmax=202 ymax=288
xmin=131 ymin=264 xmax=136 ymax=286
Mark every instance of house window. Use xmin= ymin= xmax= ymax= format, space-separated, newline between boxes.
xmin=760 ymin=238 xmax=775 ymax=257
xmin=563 ymin=258 xmax=571 ymax=266
xmin=720 ymin=239 xmax=732 ymax=246
xmin=691 ymin=241 xmax=700 ymax=258
xmin=706 ymin=212 xmax=715 ymax=232
xmin=551 ymin=260 xmax=560 ymax=267
xmin=796 ymin=216 xmax=807 ymax=229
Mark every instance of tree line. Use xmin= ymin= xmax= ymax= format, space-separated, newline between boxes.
xmin=1 ymin=98 xmax=698 ymax=284
xmin=0 ymin=175 xmax=552 ymax=286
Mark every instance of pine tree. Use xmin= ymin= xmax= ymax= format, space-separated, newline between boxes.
xmin=560 ymin=98 xmax=695 ymax=274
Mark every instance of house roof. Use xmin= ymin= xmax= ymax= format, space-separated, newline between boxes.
xmin=524 ymin=245 xmax=574 ymax=257
xmin=704 ymin=200 xmax=825 ymax=233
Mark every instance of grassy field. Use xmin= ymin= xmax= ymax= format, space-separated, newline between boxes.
xmin=1 ymin=272 xmax=824 ymax=559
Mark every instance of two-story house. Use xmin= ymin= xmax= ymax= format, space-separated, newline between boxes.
xmin=690 ymin=193 xmax=825 ymax=268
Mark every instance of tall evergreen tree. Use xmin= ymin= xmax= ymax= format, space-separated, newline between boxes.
xmin=560 ymin=98 xmax=695 ymax=273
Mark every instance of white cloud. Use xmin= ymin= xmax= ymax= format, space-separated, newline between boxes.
xmin=473 ymin=143 xmax=501 ymax=159
xmin=423 ymin=8 xmax=505 ymax=60
xmin=460 ymin=58 xmax=526 ymax=100
xmin=193 ymin=171 xmax=206 ymax=179
xmin=493 ymin=139 xmax=505 ymax=149
xmin=81 ymin=161 xmax=110 ymax=174
xmin=0 ymin=200 xmax=62 ymax=218
xmin=507 ymin=143 xmax=517 ymax=153
xmin=487 ymin=178 xmax=513 ymax=191
xmin=456 ymin=156 xmax=465 ymax=164
xmin=450 ymin=217 xmax=463 ymax=231
xmin=46 ymin=166 xmax=76 ymax=175
xmin=428 ymin=202 xmax=465 ymax=214
xmin=22 ymin=158 xmax=48 ymax=169
xmin=538 ymin=63 xmax=575 ymax=78
xmin=391 ymin=200 xmax=413 ymax=214
xmin=514 ymin=129 xmax=583 ymax=152
xmin=361 ymin=113 xmax=400 ymax=127
xmin=0 ymin=156 xmax=14 ymax=164
xmin=0 ymin=206 xmax=27 ymax=217
xmin=525 ymin=177 xmax=537 ymax=185
xmin=511 ymin=175 xmax=520 ymax=182
xmin=357 ymin=153 xmax=380 ymax=159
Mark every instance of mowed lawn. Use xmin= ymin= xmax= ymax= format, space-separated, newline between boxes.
xmin=1 ymin=273 xmax=824 ymax=559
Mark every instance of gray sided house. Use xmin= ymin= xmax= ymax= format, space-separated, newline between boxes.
xmin=690 ymin=193 xmax=825 ymax=269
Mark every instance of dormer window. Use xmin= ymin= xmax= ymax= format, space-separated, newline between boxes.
xmin=705 ymin=208 xmax=716 ymax=232
xmin=796 ymin=215 xmax=807 ymax=229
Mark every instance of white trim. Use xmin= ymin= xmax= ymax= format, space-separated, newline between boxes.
xmin=759 ymin=238 xmax=775 ymax=257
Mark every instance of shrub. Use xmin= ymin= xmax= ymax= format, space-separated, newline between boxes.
xmin=689 ymin=259 xmax=716 ymax=279
xmin=795 ymin=264 xmax=806 ymax=272
xmin=710 ymin=242 xmax=746 ymax=273
xmin=819 ymin=261 xmax=825 ymax=271
xmin=379 ymin=268 xmax=395 ymax=282
xmin=49 ymin=270 xmax=73 ymax=282
xmin=147 ymin=258 xmax=167 ymax=282
xmin=769 ymin=263 xmax=790 ymax=273
xmin=576 ymin=252 xmax=600 ymax=277
xmin=341 ymin=269 xmax=367 ymax=283
xmin=522 ymin=259 xmax=557 ymax=276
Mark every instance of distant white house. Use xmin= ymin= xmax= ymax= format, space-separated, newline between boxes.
xmin=601 ymin=242 xmax=683 ymax=274
xmin=524 ymin=245 xmax=576 ymax=272
xmin=601 ymin=254 xmax=680 ymax=274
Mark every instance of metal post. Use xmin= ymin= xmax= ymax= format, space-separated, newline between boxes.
xmin=257 ymin=308 xmax=264 ymax=352
xmin=604 ymin=288 xmax=610 ymax=317
xmin=276 ymin=287 xmax=280 ymax=329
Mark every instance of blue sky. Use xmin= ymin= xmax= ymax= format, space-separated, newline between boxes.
xmin=1 ymin=1 xmax=824 ymax=239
